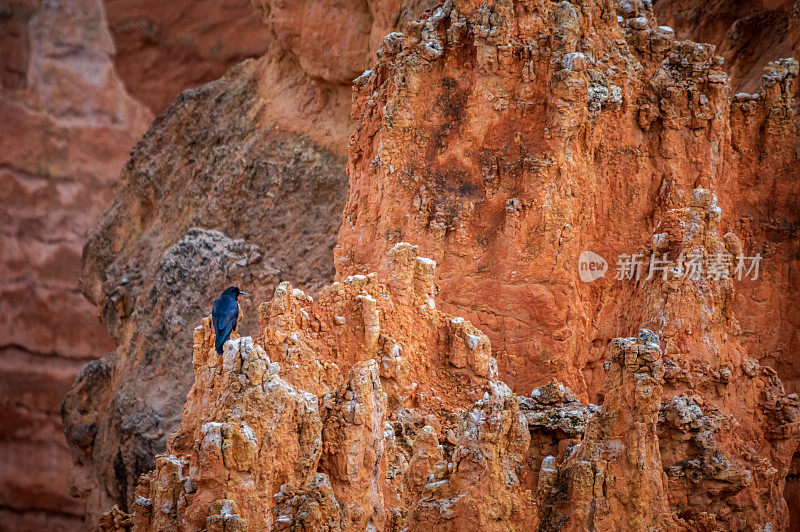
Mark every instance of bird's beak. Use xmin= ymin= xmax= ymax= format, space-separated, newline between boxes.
xmin=240 ymin=291 xmax=248 ymax=295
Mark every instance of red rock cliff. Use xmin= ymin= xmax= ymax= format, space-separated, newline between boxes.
xmin=338 ymin=0 xmax=800 ymax=404
xmin=98 ymin=242 xmax=797 ymax=530
xmin=90 ymin=0 xmax=799 ymax=530
xmin=62 ymin=1 xmax=437 ymax=527
xmin=653 ymin=0 xmax=800 ymax=93
xmin=4 ymin=0 xmax=796 ymax=529
xmin=0 ymin=0 xmax=286 ymax=528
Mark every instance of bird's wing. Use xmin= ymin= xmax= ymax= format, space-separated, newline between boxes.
xmin=217 ymin=306 xmax=238 ymax=337
xmin=212 ymin=297 xmax=239 ymax=335
xmin=214 ymin=298 xmax=238 ymax=329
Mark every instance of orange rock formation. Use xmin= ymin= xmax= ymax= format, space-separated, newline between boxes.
xmin=8 ymin=0 xmax=792 ymax=529
xmin=99 ymin=239 xmax=797 ymax=530
xmin=337 ymin=0 xmax=800 ymax=406
xmin=74 ymin=0 xmax=800 ymax=529
xmin=62 ymin=2 xmax=437 ymax=526
xmin=653 ymin=0 xmax=800 ymax=93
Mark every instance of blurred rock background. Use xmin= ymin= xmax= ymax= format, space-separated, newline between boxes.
xmin=0 ymin=0 xmax=265 ymax=527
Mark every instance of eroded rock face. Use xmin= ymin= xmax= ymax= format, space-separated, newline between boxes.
xmin=98 ymin=245 xmax=533 ymax=530
xmin=331 ymin=0 xmax=800 ymax=527
xmin=0 ymin=0 xmax=151 ymax=527
xmin=538 ymin=186 xmax=798 ymax=529
xmin=250 ymin=0 xmax=439 ymax=85
xmin=65 ymin=2 xmax=447 ymax=524
xmin=57 ymin=0 xmax=800 ymax=528
xmin=556 ymin=333 xmax=676 ymax=530
xmin=63 ymin=57 xmax=349 ymax=525
xmin=337 ymin=0 xmax=800 ymax=405
xmin=653 ymin=0 xmax=800 ymax=93
xmin=97 ymin=246 xmax=798 ymax=530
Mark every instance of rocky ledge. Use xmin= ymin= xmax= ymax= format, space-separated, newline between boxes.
xmin=97 ymin=244 xmax=797 ymax=531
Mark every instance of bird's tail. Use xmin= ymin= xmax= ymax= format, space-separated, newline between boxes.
xmin=214 ymin=334 xmax=228 ymax=355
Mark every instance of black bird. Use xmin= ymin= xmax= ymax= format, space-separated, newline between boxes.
xmin=212 ymin=286 xmax=246 ymax=355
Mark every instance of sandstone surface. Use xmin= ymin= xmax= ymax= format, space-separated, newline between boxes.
xmin=653 ymin=0 xmax=800 ymax=93
xmin=1 ymin=0 xmax=296 ymax=527
xmin=338 ymin=0 xmax=800 ymax=404
xmin=63 ymin=56 xmax=350 ymax=526
xmin=64 ymin=1 xmax=440 ymax=525
xmin=24 ymin=0 xmax=798 ymax=529
xmin=333 ymin=0 xmax=800 ymax=526
xmin=98 ymin=243 xmax=798 ymax=530
xmin=103 ymin=0 xmax=272 ymax=113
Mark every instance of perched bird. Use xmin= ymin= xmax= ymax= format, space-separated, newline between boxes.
xmin=212 ymin=286 xmax=246 ymax=355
